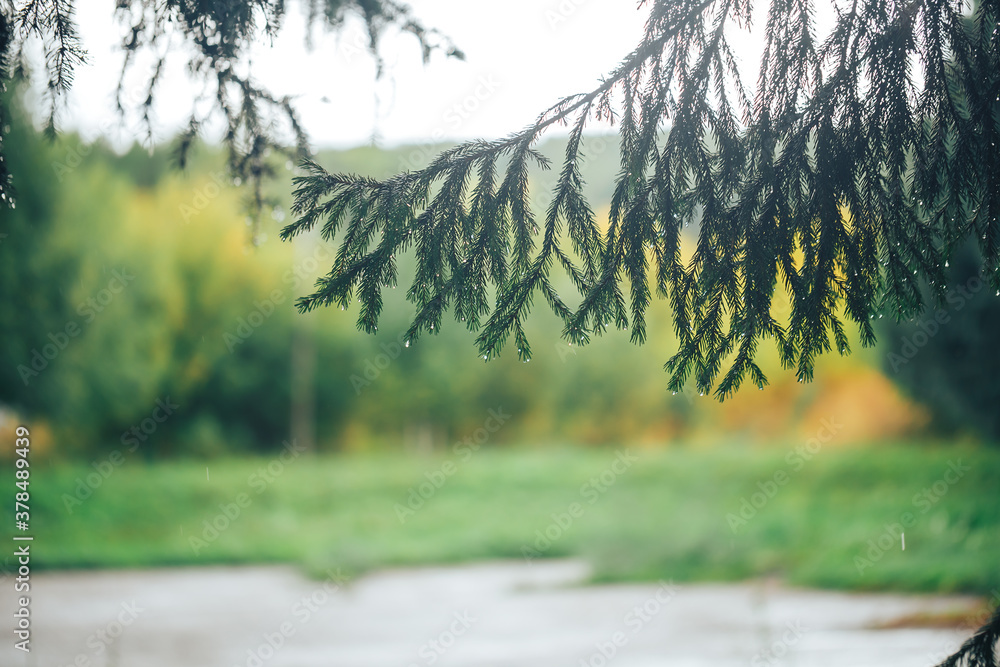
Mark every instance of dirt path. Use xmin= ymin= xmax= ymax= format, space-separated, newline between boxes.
xmin=1 ymin=560 xmax=979 ymax=667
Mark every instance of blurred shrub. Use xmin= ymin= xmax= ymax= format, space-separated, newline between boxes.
xmin=880 ymin=241 xmax=1000 ymax=442
xmin=0 ymin=98 xmax=308 ymax=457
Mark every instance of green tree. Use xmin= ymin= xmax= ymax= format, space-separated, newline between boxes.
xmin=882 ymin=240 xmax=1000 ymax=441
xmin=0 ymin=108 xmax=300 ymax=456
xmin=0 ymin=94 xmax=83 ymax=423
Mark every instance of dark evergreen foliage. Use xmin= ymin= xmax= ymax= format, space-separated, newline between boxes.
xmin=285 ymin=0 xmax=1000 ymax=405
xmin=882 ymin=240 xmax=1000 ymax=441
xmin=936 ymin=606 xmax=1000 ymax=667
xmin=0 ymin=0 xmax=463 ymax=230
xmin=0 ymin=8 xmax=14 ymax=201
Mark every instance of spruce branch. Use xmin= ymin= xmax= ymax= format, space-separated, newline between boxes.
xmin=933 ymin=603 xmax=1000 ymax=667
xmin=288 ymin=0 xmax=1000 ymax=406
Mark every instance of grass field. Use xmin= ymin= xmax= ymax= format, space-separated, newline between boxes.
xmin=12 ymin=441 xmax=1000 ymax=594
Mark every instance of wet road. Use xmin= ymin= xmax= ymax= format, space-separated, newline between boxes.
xmin=1 ymin=560 xmax=979 ymax=667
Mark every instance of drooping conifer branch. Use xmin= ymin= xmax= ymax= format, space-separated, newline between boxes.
xmin=286 ymin=0 xmax=1000 ymax=406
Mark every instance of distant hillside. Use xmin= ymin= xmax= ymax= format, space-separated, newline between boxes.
xmin=312 ymin=134 xmax=624 ymax=212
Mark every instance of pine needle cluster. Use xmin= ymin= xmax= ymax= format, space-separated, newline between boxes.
xmin=285 ymin=0 xmax=1000 ymax=403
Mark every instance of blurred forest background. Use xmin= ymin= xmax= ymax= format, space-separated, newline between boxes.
xmin=1 ymin=91 xmax=998 ymax=593
xmin=7 ymin=84 xmax=1000 ymax=461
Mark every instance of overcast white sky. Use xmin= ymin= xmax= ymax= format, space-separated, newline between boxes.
xmin=48 ymin=0 xmax=660 ymax=150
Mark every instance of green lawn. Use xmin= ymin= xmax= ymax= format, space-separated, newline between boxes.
xmin=12 ymin=442 xmax=1000 ymax=593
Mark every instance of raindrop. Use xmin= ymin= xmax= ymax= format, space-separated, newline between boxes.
xmin=945 ymin=261 xmax=950 ymax=268
xmin=404 ymin=340 xmax=410 ymax=348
